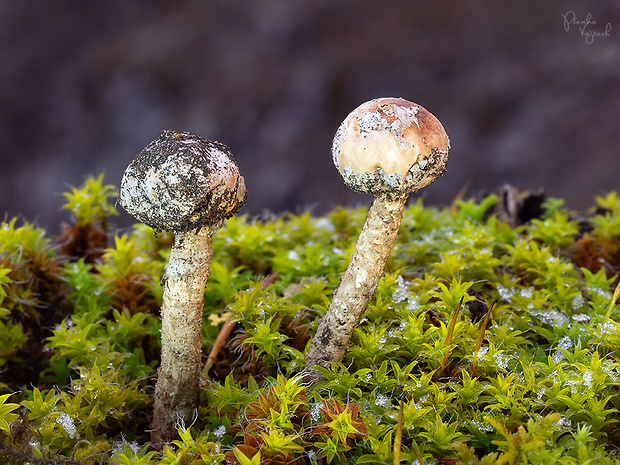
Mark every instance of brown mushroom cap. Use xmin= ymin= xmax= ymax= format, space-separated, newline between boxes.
xmin=332 ymin=97 xmax=450 ymax=196
xmin=120 ymin=130 xmax=246 ymax=232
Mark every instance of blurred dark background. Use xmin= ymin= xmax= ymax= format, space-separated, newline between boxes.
xmin=1 ymin=0 xmax=619 ymax=231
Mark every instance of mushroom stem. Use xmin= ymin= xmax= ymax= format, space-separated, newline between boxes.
xmin=304 ymin=194 xmax=406 ymax=384
xmin=151 ymin=226 xmax=214 ymax=446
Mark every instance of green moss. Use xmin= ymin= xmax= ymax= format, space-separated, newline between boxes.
xmin=2 ymin=176 xmax=620 ymax=463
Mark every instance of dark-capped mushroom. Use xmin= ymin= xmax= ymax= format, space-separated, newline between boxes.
xmin=120 ymin=130 xmax=246 ymax=446
xmin=304 ymin=98 xmax=449 ymax=383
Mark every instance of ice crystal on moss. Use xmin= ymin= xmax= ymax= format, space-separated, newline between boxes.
xmin=551 ymin=350 xmax=565 ymax=365
xmin=375 ymin=394 xmax=391 ymax=408
xmin=310 ymin=403 xmax=321 ymax=421
xmin=598 ymin=321 xmax=616 ymax=335
xmin=603 ymin=363 xmax=619 ymax=382
xmin=471 ymin=419 xmax=494 ymax=432
xmin=551 ymin=336 xmax=573 ymax=364
xmin=493 ymin=352 xmax=509 ymax=370
xmin=112 ymin=437 xmax=139 ymax=455
xmin=392 ymin=275 xmax=420 ymax=312
xmin=392 ymin=276 xmax=410 ymax=303
xmin=558 ymin=335 xmax=572 ymax=350
xmin=572 ymin=313 xmax=590 ymax=323
xmin=531 ymin=309 xmax=568 ymax=327
xmin=592 ymin=287 xmax=612 ymax=300
xmin=497 ymin=285 xmax=515 ymax=301
xmin=572 ymin=294 xmax=585 ymax=309
xmin=407 ymin=297 xmax=420 ymax=312
xmin=537 ymin=387 xmax=546 ymax=399
xmin=56 ymin=412 xmax=77 ymax=438
xmin=555 ymin=416 xmax=572 ymax=429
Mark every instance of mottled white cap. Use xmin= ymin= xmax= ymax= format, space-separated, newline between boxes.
xmin=332 ymin=97 xmax=450 ymax=196
xmin=120 ymin=130 xmax=246 ymax=232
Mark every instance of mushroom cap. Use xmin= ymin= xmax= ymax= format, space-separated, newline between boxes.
xmin=120 ymin=130 xmax=247 ymax=232
xmin=332 ymin=97 xmax=450 ymax=196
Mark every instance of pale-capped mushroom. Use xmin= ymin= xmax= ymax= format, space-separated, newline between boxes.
xmin=304 ymin=97 xmax=449 ymax=383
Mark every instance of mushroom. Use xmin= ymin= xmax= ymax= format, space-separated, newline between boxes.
xmin=304 ymin=97 xmax=449 ymax=383
xmin=119 ymin=130 xmax=246 ymax=446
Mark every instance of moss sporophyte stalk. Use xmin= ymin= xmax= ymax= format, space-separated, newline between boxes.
xmin=4 ymin=129 xmax=620 ymax=461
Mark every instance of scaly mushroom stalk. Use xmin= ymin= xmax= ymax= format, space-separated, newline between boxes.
xmin=305 ymin=98 xmax=449 ymax=384
xmin=306 ymin=193 xmax=405 ymax=371
xmin=152 ymin=227 xmax=213 ymax=444
xmin=119 ymin=130 xmax=246 ymax=446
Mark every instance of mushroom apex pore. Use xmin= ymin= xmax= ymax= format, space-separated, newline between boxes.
xmin=332 ymin=97 xmax=449 ymax=196
xmin=120 ymin=130 xmax=246 ymax=232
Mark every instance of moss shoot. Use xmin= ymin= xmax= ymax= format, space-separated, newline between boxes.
xmin=1 ymin=176 xmax=620 ymax=463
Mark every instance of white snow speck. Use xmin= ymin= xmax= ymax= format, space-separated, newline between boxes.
xmin=407 ymin=297 xmax=420 ymax=312
xmin=551 ymin=350 xmax=565 ymax=365
xmin=56 ymin=413 xmax=78 ymax=439
xmin=493 ymin=352 xmax=509 ymax=370
xmin=392 ymin=276 xmax=410 ymax=303
xmin=531 ymin=309 xmax=568 ymax=328
xmin=476 ymin=347 xmax=489 ymax=358
xmin=375 ymin=394 xmax=392 ymax=408
xmin=593 ymin=287 xmax=612 ymax=300
xmin=287 ymin=250 xmax=300 ymax=261
xmin=572 ymin=313 xmax=590 ymax=323
xmin=555 ymin=416 xmax=572 ymax=428
xmin=375 ymin=394 xmax=391 ymax=408
xmin=310 ymin=403 xmax=321 ymax=421
xmin=126 ymin=440 xmax=139 ymax=455
xmin=572 ymin=294 xmax=585 ymax=309
xmin=557 ymin=336 xmax=572 ymax=350
xmin=471 ymin=419 xmax=494 ymax=432
xmin=214 ymin=425 xmax=226 ymax=438
xmin=497 ymin=285 xmax=515 ymax=302
xmin=599 ymin=321 xmax=616 ymax=335
xmin=314 ymin=218 xmax=336 ymax=232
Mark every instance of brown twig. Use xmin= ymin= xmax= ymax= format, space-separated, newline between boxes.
xmin=204 ymin=273 xmax=278 ymax=370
